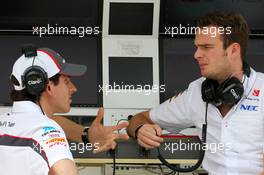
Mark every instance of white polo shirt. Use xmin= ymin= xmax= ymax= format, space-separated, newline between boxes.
xmin=150 ymin=68 xmax=264 ymax=175
xmin=0 ymin=101 xmax=73 ymax=175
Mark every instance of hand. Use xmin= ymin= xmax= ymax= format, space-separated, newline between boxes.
xmin=261 ymin=155 xmax=264 ymax=175
xmin=136 ymin=124 xmax=163 ymax=149
xmin=88 ymin=107 xmax=129 ymax=153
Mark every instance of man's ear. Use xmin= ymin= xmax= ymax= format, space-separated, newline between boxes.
xmin=230 ymin=42 xmax=241 ymax=56
xmin=45 ymin=81 xmax=53 ymax=95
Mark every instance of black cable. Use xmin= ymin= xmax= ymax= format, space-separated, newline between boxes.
xmin=39 ymin=103 xmax=45 ymax=115
xmin=110 ymin=119 xmax=127 ymax=175
xmin=166 ymin=170 xmax=177 ymax=175
xmin=159 ymin=164 xmax=176 ymax=175
xmin=32 ymin=56 xmax=36 ymax=66
xmin=116 ymin=119 xmax=128 ymax=125
xmin=205 ymin=102 xmax=208 ymax=126
xmin=116 ymin=118 xmax=128 ymax=125
xmin=159 ymin=164 xmax=164 ymax=174
xmin=116 ymin=119 xmax=128 ymax=134
xmin=31 ymin=54 xmax=44 ymax=115
xmin=109 ymin=149 xmax=116 ymax=175
xmin=113 ymin=151 xmax=115 ymax=175
xmin=157 ymin=102 xmax=209 ymax=173
xmin=37 ymin=95 xmax=45 ymax=115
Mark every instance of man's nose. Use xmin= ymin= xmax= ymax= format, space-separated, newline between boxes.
xmin=194 ymin=48 xmax=202 ymax=60
xmin=70 ymin=81 xmax=77 ymax=94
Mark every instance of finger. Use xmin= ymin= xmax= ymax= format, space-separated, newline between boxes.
xmin=111 ymin=141 xmax=117 ymax=150
xmin=138 ymin=134 xmax=161 ymax=147
xmin=137 ymin=138 xmax=156 ymax=149
xmin=140 ymin=129 xmax=163 ymax=143
xmin=153 ymin=125 xmax=162 ymax=136
xmin=111 ymin=121 xmax=129 ymax=131
xmin=114 ymin=133 xmax=129 ymax=140
xmin=94 ymin=107 xmax=104 ymax=124
xmin=93 ymin=141 xmax=111 ymax=154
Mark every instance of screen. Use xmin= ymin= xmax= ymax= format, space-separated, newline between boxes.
xmin=246 ymin=38 xmax=264 ymax=73
xmin=161 ymin=37 xmax=264 ymax=102
xmin=160 ymin=0 xmax=264 ymax=34
xmin=0 ymin=35 xmax=100 ymax=107
xmin=161 ymin=38 xmax=200 ymax=101
xmin=0 ymin=0 xmax=101 ymax=29
xmin=109 ymin=57 xmax=153 ymax=88
xmin=109 ymin=3 xmax=154 ymax=35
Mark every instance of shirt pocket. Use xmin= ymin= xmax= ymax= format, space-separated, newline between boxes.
xmin=230 ymin=111 xmax=263 ymax=153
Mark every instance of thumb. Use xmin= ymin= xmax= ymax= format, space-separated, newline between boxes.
xmin=94 ymin=107 xmax=104 ymax=124
xmin=111 ymin=121 xmax=129 ymax=131
xmin=153 ymin=124 xmax=162 ymax=136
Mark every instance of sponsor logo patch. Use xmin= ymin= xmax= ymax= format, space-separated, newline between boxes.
xmin=252 ymin=89 xmax=260 ymax=97
xmin=240 ymin=104 xmax=258 ymax=111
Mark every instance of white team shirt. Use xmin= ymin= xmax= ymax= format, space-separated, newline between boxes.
xmin=0 ymin=101 xmax=73 ymax=175
xmin=150 ymin=68 xmax=264 ymax=175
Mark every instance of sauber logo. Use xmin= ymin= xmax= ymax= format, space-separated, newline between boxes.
xmin=240 ymin=104 xmax=258 ymax=111
xmin=252 ymin=89 xmax=260 ymax=97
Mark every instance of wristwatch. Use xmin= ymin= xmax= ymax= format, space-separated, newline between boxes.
xmin=81 ymin=127 xmax=90 ymax=144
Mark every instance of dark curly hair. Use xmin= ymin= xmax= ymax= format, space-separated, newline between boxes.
xmin=10 ymin=73 xmax=61 ymax=102
xmin=197 ymin=11 xmax=250 ymax=61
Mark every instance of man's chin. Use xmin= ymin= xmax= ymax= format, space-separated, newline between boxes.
xmin=200 ymin=70 xmax=212 ymax=79
xmin=64 ymin=107 xmax=71 ymax=113
xmin=58 ymin=106 xmax=71 ymax=114
xmin=200 ymin=71 xmax=207 ymax=78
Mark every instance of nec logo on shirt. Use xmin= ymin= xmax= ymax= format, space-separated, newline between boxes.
xmin=240 ymin=104 xmax=258 ymax=111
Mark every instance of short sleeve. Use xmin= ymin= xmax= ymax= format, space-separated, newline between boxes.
xmin=33 ymin=124 xmax=73 ymax=168
xmin=150 ymin=83 xmax=197 ymax=129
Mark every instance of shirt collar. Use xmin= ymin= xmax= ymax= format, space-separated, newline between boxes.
xmin=11 ymin=101 xmax=44 ymax=115
xmin=243 ymin=68 xmax=257 ymax=97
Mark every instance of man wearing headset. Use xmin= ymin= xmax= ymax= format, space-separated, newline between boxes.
xmin=127 ymin=11 xmax=264 ymax=174
xmin=0 ymin=47 xmax=128 ymax=175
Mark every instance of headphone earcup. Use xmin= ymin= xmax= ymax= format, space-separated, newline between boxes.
xmin=22 ymin=66 xmax=48 ymax=95
xmin=216 ymin=77 xmax=244 ymax=106
xmin=201 ymin=79 xmax=219 ymax=104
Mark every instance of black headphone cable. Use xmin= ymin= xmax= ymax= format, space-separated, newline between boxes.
xmin=157 ymin=102 xmax=208 ymax=173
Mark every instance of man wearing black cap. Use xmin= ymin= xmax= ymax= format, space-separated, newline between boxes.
xmin=0 ymin=47 xmax=128 ymax=175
